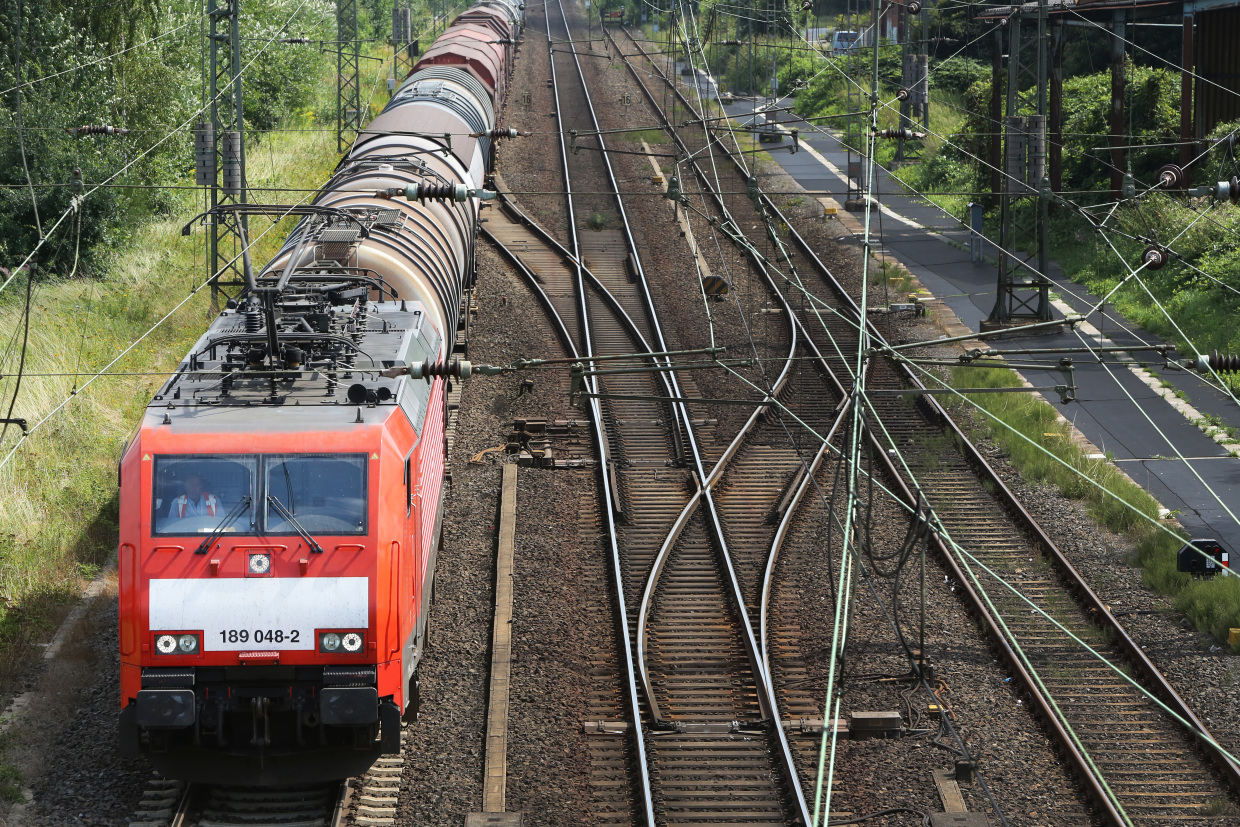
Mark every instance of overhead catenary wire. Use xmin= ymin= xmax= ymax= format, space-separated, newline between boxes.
xmin=0 ymin=272 xmax=212 ymax=471
xmin=758 ymin=2 xmax=1240 ymax=247
xmin=0 ymin=266 xmax=35 ymax=446
xmin=0 ymin=182 xmax=319 ymax=465
xmin=664 ymin=6 xmax=863 ymax=380
xmin=847 ymin=382 xmax=1233 ymax=822
xmin=654 ymin=35 xmax=1240 ymax=798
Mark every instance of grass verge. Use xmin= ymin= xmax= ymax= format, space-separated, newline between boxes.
xmin=943 ymin=364 xmax=1240 ymax=644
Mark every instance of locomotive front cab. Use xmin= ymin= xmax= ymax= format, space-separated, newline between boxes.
xmin=117 ymin=221 xmax=448 ymax=783
xmin=119 ymin=431 xmax=419 ymax=785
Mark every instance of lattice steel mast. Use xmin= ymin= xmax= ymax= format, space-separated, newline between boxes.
xmin=337 ymin=0 xmax=361 ymax=152
xmin=986 ymin=0 xmax=1053 ymax=327
xmin=199 ymin=0 xmax=253 ymax=309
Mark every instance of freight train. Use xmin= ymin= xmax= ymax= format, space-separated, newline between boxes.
xmin=116 ymin=0 xmax=522 ymax=784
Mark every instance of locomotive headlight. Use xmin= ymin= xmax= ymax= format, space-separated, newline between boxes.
xmin=321 ymin=632 xmax=341 ymax=652
xmin=155 ymin=634 xmax=178 ymax=655
xmin=178 ymin=634 xmax=199 ymax=654
xmin=248 ymin=553 xmax=271 ymax=575
xmin=341 ymin=632 xmax=363 ymax=652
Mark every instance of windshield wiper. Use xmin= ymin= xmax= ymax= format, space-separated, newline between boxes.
xmin=267 ymin=494 xmax=326 ymax=554
xmin=194 ymin=495 xmax=253 ymax=555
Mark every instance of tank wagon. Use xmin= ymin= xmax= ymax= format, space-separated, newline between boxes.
xmin=117 ymin=0 xmax=523 ymax=784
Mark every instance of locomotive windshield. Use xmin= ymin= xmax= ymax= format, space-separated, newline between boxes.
xmin=151 ymin=453 xmax=368 ymax=536
xmin=153 ymin=455 xmax=257 ymax=536
xmin=265 ymin=454 xmax=368 ymax=535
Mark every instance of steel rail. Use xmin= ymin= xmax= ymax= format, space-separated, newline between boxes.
xmin=771 ymin=166 xmax=1240 ymax=815
xmin=483 ymin=224 xmax=581 ymax=359
xmin=549 ymin=5 xmax=814 ymax=823
xmin=634 ymin=322 xmax=798 ymax=725
xmin=329 ymin=778 xmax=351 ymax=827
xmin=491 ymin=193 xmax=802 ymax=732
xmin=542 ymin=4 xmax=657 ymax=821
xmin=168 ymin=783 xmax=193 ymax=827
xmin=601 ymin=27 xmax=865 ymax=821
xmin=616 ymin=24 xmax=1126 ymax=820
xmin=488 ymin=189 xmax=687 ymax=370
xmin=616 ymin=25 xmax=1240 ymax=820
xmin=759 ymin=432 xmax=837 ymax=676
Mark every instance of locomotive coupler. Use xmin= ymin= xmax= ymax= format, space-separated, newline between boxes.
xmin=251 ymin=697 xmax=272 ymax=747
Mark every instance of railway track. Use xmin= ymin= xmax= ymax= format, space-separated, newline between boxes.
xmin=609 ymin=22 xmax=1240 ymax=825
xmin=544 ymin=0 xmax=818 ymax=819
xmin=481 ymin=0 xmax=842 ymax=822
xmin=129 ymin=748 xmax=404 ymax=827
xmin=131 ymin=777 xmax=344 ymax=827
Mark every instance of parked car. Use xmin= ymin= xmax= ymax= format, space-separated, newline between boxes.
xmin=830 ymin=30 xmax=859 ymax=54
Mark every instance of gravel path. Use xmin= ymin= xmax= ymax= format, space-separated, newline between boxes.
xmin=2 ymin=588 xmax=150 ymax=827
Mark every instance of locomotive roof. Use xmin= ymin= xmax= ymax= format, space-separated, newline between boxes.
xmin=145 ymin=299 xmax=441 ymax=435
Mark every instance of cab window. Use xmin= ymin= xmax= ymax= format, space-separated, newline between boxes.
xmin=264 ymin=454 xmax=368 ymax=535
xmin=152 ymin=455 xmax=257 ymax=536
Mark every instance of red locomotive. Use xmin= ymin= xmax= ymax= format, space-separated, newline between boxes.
xmin=117 ymin=0 xmax=522 ymax=784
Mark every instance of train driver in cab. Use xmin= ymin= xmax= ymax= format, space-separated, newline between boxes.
xmin=168 ymin=473 xmax=220 ymax=519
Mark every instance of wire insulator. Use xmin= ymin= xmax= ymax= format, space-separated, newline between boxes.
xmin=65 ymin=125 xmax=130 ymax=136
xmin=469 ymin=128 xmax=532 ymax=139
xmin=896 ymin=88 xmax=910 ymax=102
xmin=383 ymin=182 xmax=494 ymax=203
xmin=1157 ymin=163 xmax=1185 ymax=189
xmin=414 ymin=182 xmax=459 ymax=200
xmin=1216 ymin=176 xmax=1240 ymax=203
xmin=908 ymin=0 xmax=922 ymax=13
xmin=280 ymin=37 xmax=314 ymax=44
xmin=1193 ymin=351 xmax=1240 ymax=373
xmin=1141 ymin=245 xmax=1168 ymax=270
xmin=873 ymin=128 xmax=925 ymax=140
xmin=382 ymin=358 xmax=472 ymax=380
xmin=721 ymin=39 xmax=741 ymax=45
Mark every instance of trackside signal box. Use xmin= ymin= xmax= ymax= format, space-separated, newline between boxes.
xmin=1177 ymin=539 xmax=1229 ymax=576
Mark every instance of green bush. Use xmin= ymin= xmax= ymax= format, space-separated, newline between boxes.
xmin=928 ymin=56 xmax=986 ymax=97
xmin=0 ymin=0 xmax=336 ymax=274
xmin=1046 ymin=192 xmax=1240 ymax=363
xmin=1058 ymin=61 xmax=1180 ymax=194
